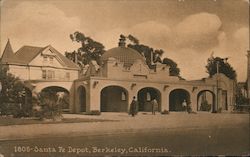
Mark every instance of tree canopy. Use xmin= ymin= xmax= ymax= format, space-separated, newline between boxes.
xmin=206 ymin=56 xmax=237 ymax=80
xmin=65 ymin=31 xmax=105 ymax=66
xmin=162 ymin=58 xmax=180 ymax=76
xmin=126 ymin=34 xmax=180 ymax=76
xmin=0 ymin=63 xmax=30 ymax=116
xmin=0 ymin=64 xmax=26 ymax=105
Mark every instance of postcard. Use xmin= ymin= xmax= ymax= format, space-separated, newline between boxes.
xmin=0 ymin=0 xmax=249 ymax=156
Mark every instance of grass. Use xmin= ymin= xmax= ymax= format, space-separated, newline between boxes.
xmin=0 ymin=116 xmax=114 ymax=126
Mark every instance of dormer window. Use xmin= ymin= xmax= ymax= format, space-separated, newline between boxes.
xmin=49 ymin=56 xmax=53 ymax=64
xmin=43 ymin=56 xmax=48 ymax=62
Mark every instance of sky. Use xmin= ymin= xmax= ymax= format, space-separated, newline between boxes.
xmin=0 ymin=0 xmax=249 ymax=81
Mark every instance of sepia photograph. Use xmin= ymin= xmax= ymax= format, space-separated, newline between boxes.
xmin=0 ymin=0 xmax=249 ymax=156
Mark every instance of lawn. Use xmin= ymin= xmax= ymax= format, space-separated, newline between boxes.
xmin=0 ymin=116 xmax=114 ymax=126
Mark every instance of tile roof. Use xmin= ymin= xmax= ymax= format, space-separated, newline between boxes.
xmin=101 ymin=47 xmax=146 ymax=67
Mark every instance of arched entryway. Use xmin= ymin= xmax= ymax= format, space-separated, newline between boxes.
xmin=41 ymin=86 xmax=70 ymax=112
xmin=77 ymin=86 xmax=86 ymax=112
xmin=137 ymin=87 xmax=161 ymax=112
xmin=169 ymin=89 xmax=190 ymax=111
xmin=100 ymin=86 xmax=128 ymax=112
xmin=197 ymin=90 xmax=215 ymax=112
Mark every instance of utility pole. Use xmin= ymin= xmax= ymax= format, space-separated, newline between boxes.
xmin=216 ymin=61 xmax=219 ymax=112
xmin=212 ymin=61 xmax=219 ymax=113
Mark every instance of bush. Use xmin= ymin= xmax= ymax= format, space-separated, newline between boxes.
xmin=85 ymin=110 xmax=101 ymax=115
xmin=161 ymin=110 xmax=169 ymax=115
xmin=200 ymin=100 xmax=211 ymax=111
xmin=187 ymin=105 xmax=192 ymax=113
xmin=217 ymin=107 xmax=222 ymax=113
xmin=0 ymin=103 xmax=29 ymax=118
xmin=34 ymin=91 xmax=63 ymax=120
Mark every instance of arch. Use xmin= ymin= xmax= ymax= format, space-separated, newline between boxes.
xmin=100 ymin=85 xmax=128 ymax=112
xmin=41 ymin=86 xmax=70 ymax=111
xmin=137 ymin=87 xmax=161 ymax=112
xmin=169 ymin=89 xmax=190 ymax=111
xmin=35 ymin=83 xmax=71 ymax=93
xmin=77 ymin=86 xmax=87 ymax=112
xmin=197 ymin=90 xmax=215 ymax=112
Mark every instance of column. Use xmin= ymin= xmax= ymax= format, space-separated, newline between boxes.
xmin=161 ymin=90 xmax=169 ymax=111
xmin=191 ymin=93 xmax=198 ymax=112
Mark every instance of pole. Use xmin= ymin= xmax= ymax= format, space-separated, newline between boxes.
xmin=216 ymin=61 xmax=219 ymax=112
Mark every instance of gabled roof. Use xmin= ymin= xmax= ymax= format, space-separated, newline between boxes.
xmin=1 ymin=40 xmax=78 ymax=69
xmin=14 ymin=45 xmax=47 ymax=64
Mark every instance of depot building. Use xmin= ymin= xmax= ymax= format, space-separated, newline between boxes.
xmin=71 ymin=41 xmax=235 ymax=113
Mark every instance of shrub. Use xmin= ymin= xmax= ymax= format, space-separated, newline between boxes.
xmin=217 ymin=107 xmax=222 ymax=113
xmin=200 ymin=100 xmax=211 ymax=111
xmin=35 ymin=91 xmax=63 ymax=120
xmin=0 ymin=103 xmax=28 ymax=118
xmin=187 ymin=105 xmax=192 ymax=113
xmin=85 ymin=110 xmax=101 ymax=115
xmin=161 ymin=110 xmax=169 ymax=115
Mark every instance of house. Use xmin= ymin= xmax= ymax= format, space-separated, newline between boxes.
xmin=0 ymin=40 xmax=79 ymax=111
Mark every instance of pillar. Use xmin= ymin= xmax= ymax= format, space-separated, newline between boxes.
xmin=191 ymin=92 xmax=198 ymax=112
xmin=89 ymin=87 xmax=100 ymax=112
xmin=161 ymin=90 xmax=169 ymax=111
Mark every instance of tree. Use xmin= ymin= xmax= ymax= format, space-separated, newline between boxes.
xmin=126 ymin=34 xmax=180 ymax=76
xmin=65 ymin=31 xmax=105 ymax=66
xmin=206 ymin=56 xmax=237 ymax=80
xmin=235 ymin=82 xmax=249 ymax=106
xmin=0 ymin=63 xmax=28 ymax=117
xmin=35 ymin=89 xmax=63 ymax=120
xmin=162 ymin=58 xmax=180 ymax=76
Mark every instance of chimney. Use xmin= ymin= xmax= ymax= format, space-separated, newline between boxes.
xmin=118 ymin=35 xmax=126 ymax=47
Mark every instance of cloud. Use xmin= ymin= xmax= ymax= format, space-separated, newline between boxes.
xmin=130 ymin=21 xmax=172 ymax=47
xmin=212 ymin=27 xmax=249 ymax=81
xmin=175 ymin=12 xmax=222 ymax=50
xmin=94 ymin=20 xmax=172 ymax=50
xmin=1 ymin=1 xmax=81 ymax=53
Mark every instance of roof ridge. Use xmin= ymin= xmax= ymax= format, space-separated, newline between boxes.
xmin=22 ymin=45 xmax=44 ymax=48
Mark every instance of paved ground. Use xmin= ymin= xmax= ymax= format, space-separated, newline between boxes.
xmin=0 ymin=112 xmax=249 ymax=156
xmin=0 ymin=112 xmax=248 ymax=140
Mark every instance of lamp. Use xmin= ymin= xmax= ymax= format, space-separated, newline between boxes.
xmin=93 ymin=81 xmax=99 ymax=88
xmin=192 ymin=86 xmax=197 ymax=92
xmin=163 ymin=85 xmax=169 ymax=91
xmin=131 ymin=83 xmax=136 ymax=90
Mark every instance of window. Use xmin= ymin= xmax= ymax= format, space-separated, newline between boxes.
xmin=42 ymin=70 xmax=46 ymax=79
xmin=43 ymin=56 xmax=48 ymax=62
xmin=49 ymin=57 xmax=53 ymax=64
xmin=65 ymin=72 xmax=70 ymax=80
xmin=48 ymin=70 xmax=55 ymax=79
xmin=121 ymin=92 xmax=126 ymax=101
xmin=146 ymin=92 xmax=151 ymax=101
